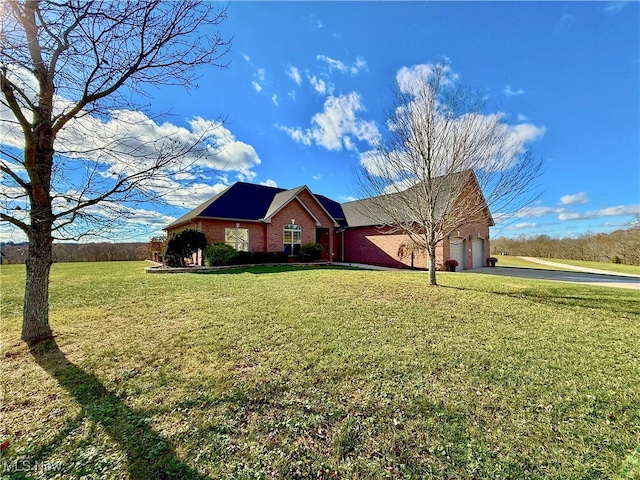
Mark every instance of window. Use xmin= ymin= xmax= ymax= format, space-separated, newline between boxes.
xmin=225 ymin=227 xmax=249 ymax=252
xmin=283 ymin=224 xmax=301 ymax=255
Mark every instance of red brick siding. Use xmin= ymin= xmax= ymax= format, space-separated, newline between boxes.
xmin=295 ymin=190 xmax=335 ymax=258
xmin=442 ymin=222 xmax=490 ymax=270
xmin=343 ymin=226 xmax=444 ymax=269
xmin=343 ymin=223 xmax=490 ymax=270
xmin=266 ymin=200 xmax=318 ymax=252
xmin=193 ymin=220 xmax=266 ymax=252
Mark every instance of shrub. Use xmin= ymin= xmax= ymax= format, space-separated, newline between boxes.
xmin=247 ymin=251 xmax=288 ymax=264
xmin=301 ymin=242 xmax=323 ymax=261
xmin=204 ymin=242 xmax=238 ymax=266
xmin=164 ymin=229 xmax=206 ymax=267
xmin=444 ymin=259 xmax=459 ymax=271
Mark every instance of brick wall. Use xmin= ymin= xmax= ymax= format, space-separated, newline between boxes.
xmin=343 ymin=223 xmax=491 ymax=271
xmin=196 ymin=220 xmax=266 ymax=252
xmin=343 ymin=226 xmax=444 ymax=269
xmin=442 ymin=222 xmax=490 ymax=270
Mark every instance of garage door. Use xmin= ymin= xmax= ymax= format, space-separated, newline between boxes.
xmin=449 ymin=237 xmax=465 ymax=270
xmin=472 ymin=238 xmax=485 ymax=269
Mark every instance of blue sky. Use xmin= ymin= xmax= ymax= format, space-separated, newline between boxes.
xmin=2 ymin=1 xmax=639 ymax=242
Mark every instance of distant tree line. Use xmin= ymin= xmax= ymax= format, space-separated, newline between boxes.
xmin=1 ymin=242 xmax=149 ymax=264
xmin=491 ymin=225 xmax=640 ymax=266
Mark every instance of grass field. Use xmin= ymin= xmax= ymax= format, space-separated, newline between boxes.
xmin=543 ymin=258 xmax=640 ymax=276
xmin=490 ymin=256 xmax=566 ymax=270
xmin=495 ymin=255 xmax=640 ymax=275
xmin=1 ymin=262 xmax=639 ymax=479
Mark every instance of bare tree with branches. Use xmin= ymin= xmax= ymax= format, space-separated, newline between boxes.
xmin=358 ymin=64 xmax=543 ymax=285
xmin=0 ymin=0 xmax=230 ymax=342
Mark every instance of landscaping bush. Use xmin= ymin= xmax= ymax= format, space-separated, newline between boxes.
xmin=444 ymin=259 xmax=459 ymax=271
xmin=245 ymin=251 xmax=288 ymax=264
xmin=204 ymin=242 xmax=238 ymax=266
xmin=164 ymin=229 xmax=206 ymax=267
xmin=234 ymin=251 xmax=253 ymax=265
xmin=301 ymin=242 xmax=323 ymax=261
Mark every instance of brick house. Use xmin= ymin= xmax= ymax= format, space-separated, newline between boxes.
xmin=164 ymin=171 xmax=494 ymax=270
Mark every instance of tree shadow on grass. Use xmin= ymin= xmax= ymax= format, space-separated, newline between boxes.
xmin=442 ymin=281 xmax=639 ymax=316
xmin=29 ymin=339 xmax=211 ymax=480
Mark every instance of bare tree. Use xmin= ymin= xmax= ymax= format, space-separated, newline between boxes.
xmin=0 ymin=0 xmax=230 ymax=342
xmin=358 ymin=64 xmax=543 ymax=285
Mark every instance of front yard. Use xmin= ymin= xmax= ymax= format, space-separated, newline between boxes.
xmin=1 ymin=262 xmax=638 ymax=479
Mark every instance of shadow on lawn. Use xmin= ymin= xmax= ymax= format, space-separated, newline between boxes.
xmin=444 ymin=281 xmax=639 ymax=316
xmin=30 ymin=339 xmax=210 ymax=480
xmin=193 ymin=264 xmax=363 ymax=275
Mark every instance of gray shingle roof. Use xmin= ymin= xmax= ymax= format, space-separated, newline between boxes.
xmin=164 ymin=170 xmax=492 ymax=232
xmin=339 ymin=170 xmax=489 ymax=228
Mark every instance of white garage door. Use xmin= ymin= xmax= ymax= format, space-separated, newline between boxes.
xmin=472 ymin=238 xmax=485 ymax=269
xmin=449 ymin=237 xmax=465 ymax=270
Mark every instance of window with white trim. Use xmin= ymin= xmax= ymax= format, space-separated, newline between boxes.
xmin=225 ymin=228 xmax=249 ymax=252
xmin=283 ymin=224 xmax=301 ymax=255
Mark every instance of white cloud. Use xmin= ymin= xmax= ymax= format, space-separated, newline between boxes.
xmin=517 ymin=113 xmax=529 ymax=122
xmin=0 ymin=223 xmax=27 ymax=243
xmin=86 ymin=203 xmax=176 ymax=227
xmin=558 ymin=13 xmax=575 ymax=28
xmin=494 ymin=206 xmax=564 ymax=223
xmin=287 ymin=66 xmax=302 ymax=86
xmin=603 ymin=1 xmax=628 ymax=16
xmin=257 ymin=68 xmax=266 ymax=81
xmin=396 ymin=63 xmax=458 ymax=95
xmin=272 ymin=94 xmax=279 ymax=106
xmin=251 ymin=81 xmax=262 ymax=93
xmin=279 ymin=92 xmax=380 ymax=152
xmin=560 ymin=192 xmax=589 ymax=205
xmin=559 ymin=205 xmax=640 ymax=221
xmin=242 ymin=53 xmax=251 ymax=62
xmin=504 ymin=85 xmax=525 ymax=97
xmin=309 ymin=75 xmax=332 ymax=95
xmin=316 ymin=55 xmax=367 ymax=75
xmin=163 ymin=182 xmax=228 ymax=209
xmin=260 ymin=179 xmax=278 ymax=188
xmin=360 ymin=63 xmax=545 ymax=183
xmin=512 ymin=222 xmax=538 ymax=229
xmin=1 ymin=66 xmax=262 ymax=223
xmin=312 ymin=174 xmax=322 ymax=180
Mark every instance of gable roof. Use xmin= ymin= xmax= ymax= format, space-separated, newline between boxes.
xmin=262 ymin=185 xmax=338 ymax=227
xmin=165 ymin=170 xmax=494 ymax=232
xmin=315 ymin=194 xmax=348 ymax=227
xmin=165 ymin=182 xmax=339 ymax=230
xmin=166 ymin=182 xmax=283 ymax=229
xmin=340 ymin=170 xmax=494 ymax=228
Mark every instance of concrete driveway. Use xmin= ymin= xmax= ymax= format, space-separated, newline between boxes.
xmin=469 ymin=265 xmax=640 ymax=290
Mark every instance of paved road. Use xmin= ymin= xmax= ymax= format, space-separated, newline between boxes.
xmin=469 ymin=266 xmax=640 ymax=290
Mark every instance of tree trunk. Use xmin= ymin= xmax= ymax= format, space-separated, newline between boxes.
xmin=427 ymin=247 xmax=438 ymax=286
xmin=21 ymin=119 xmax=55 ymax=343
xmin=22 ymin=223 xmax=53 ymax=343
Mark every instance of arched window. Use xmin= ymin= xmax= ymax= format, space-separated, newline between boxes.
xmin=283 ymin=224 xmax=301 ymax=255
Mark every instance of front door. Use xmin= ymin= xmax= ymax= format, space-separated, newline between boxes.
xmin=316 ymin=228 xmax=330 ymax=260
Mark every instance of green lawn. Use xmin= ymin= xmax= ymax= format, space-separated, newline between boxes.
xmin=544 ymin=258 xmax=640 ymax=275
xmin=491 ymin=255 xmax=566 ymax=270
xmin=1 ymin=262 xmax=639 ymax=479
